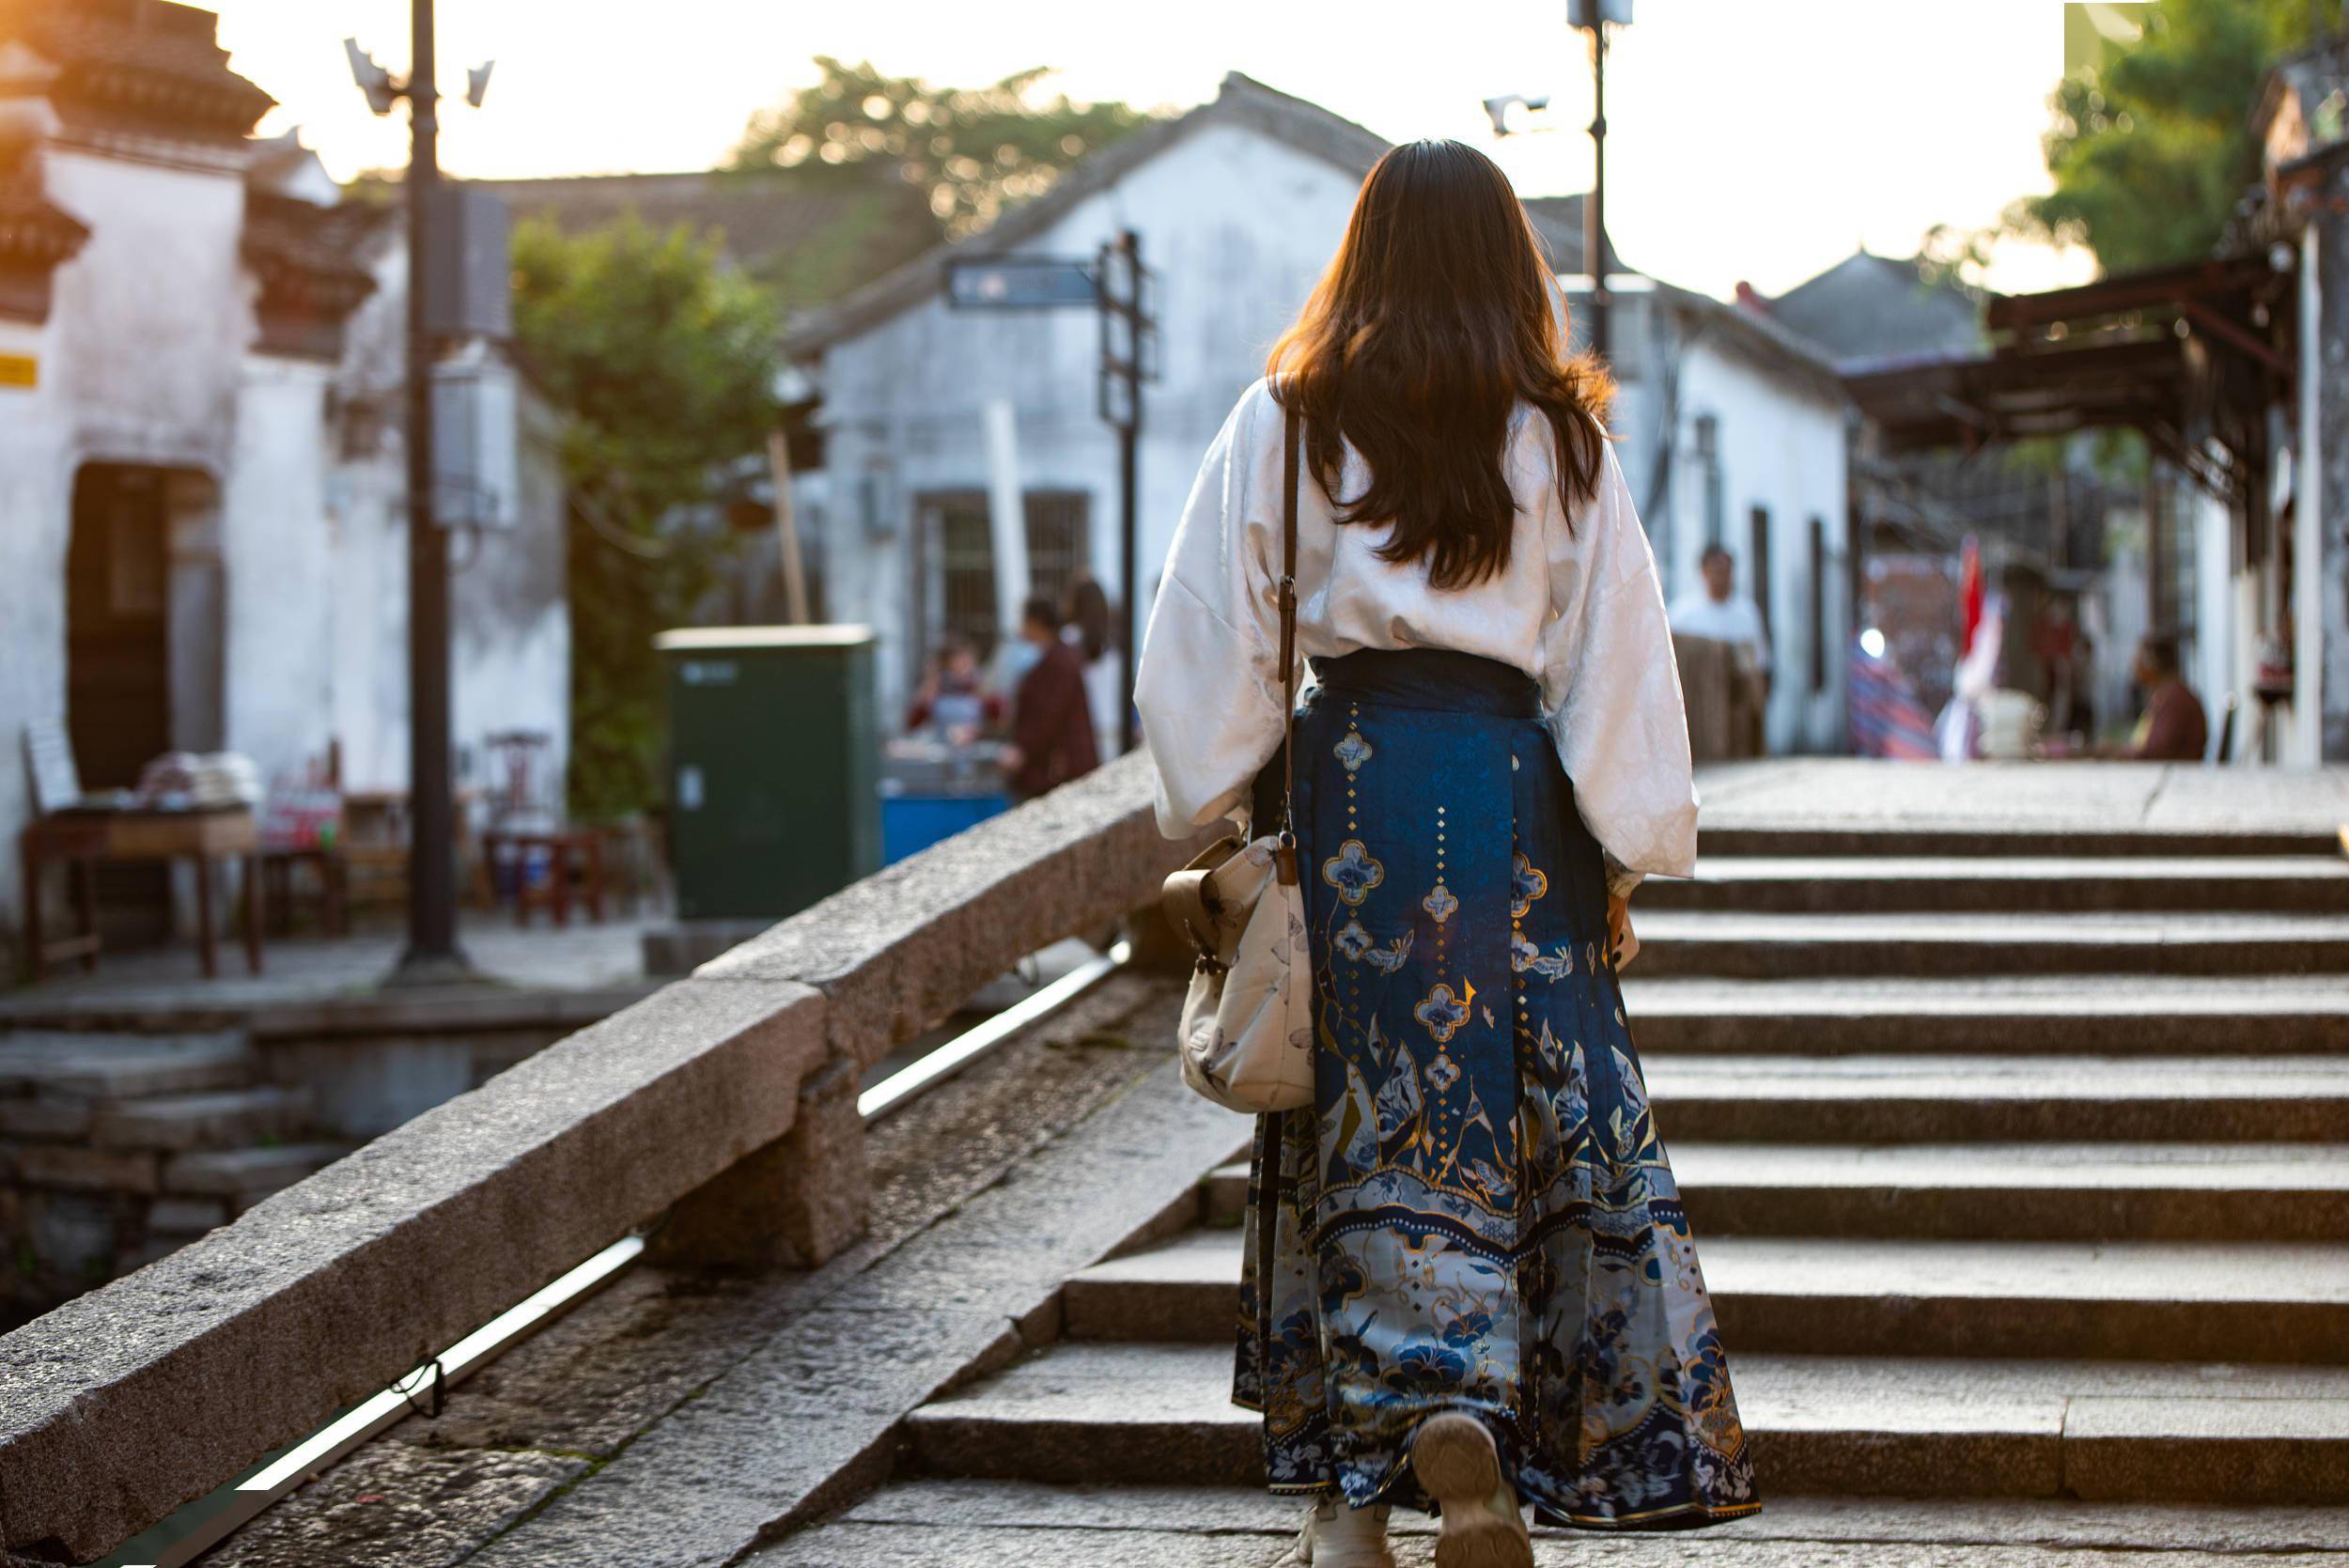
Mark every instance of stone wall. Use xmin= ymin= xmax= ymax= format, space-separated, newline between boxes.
xmin=0 ymin=1032 xmax=334 ymax=1331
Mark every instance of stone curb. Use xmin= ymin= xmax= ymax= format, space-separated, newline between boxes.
xmin=697 ymin=751 xmax=1215 ymax=1069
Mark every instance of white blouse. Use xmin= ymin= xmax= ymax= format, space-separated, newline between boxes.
xmin=1135 ymin=378 xmax=1697 ymax=887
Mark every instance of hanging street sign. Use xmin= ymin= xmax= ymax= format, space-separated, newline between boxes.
xmin=945 ymin=256 xmax=1098 ymax=310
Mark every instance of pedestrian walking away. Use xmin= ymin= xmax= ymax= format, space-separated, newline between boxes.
xmin=1137 ymin=138 xmax=1757 ymax=1568
xmin=1002 ymin=594 xmax=1102 ymax=801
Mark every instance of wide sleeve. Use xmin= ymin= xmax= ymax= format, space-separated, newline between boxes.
xmin=1135 ymin=383 xmax=1288 ymax=839
xmin=1536 ymin=437 xmax=1699 ymax=883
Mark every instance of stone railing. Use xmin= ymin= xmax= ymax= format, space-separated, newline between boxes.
xmin=0 ymin=751 xmax=1206 ymax=1563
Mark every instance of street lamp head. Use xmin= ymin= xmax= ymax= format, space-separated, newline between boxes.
xmin=466 ymin=61 xmax=495 ymax=110
xmin=1482 ymin=93 xmax=1549 ymax=137
xmin=343 ymin=38 xmax=399 ymax=116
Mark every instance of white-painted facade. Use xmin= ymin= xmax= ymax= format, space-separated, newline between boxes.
xmin=0 ymin=10 xmax=565 ymax=957
xmin=797 ymin=75 xmax=1851 ymax=757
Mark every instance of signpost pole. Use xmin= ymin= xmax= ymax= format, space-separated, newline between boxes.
xmin=1113 ymin=231 xmax=1143 ymax=753
xmin=1095 ymin=229 xmax=1151 ymax=754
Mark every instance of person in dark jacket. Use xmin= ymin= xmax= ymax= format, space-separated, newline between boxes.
xmin=2123 ymin=633 xmax=2208 ymax=762
xmin=1002 ymin=594 xmax=1100 ymax=800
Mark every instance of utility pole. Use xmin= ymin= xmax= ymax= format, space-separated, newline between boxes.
xmin=397 ymin=0 xmax=463 ymax=980
xmin=1581 ymin=18 xmax=1610 ymax=360
xmin=1572 ymin=0 xmax=1629 ymax=361
xmin=347 ymin=8 xmax=466 ymax=979
xmin=1097 ymin=229 xmax=1155 ymax=753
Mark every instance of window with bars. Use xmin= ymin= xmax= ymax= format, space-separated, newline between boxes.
xmin=912 ymin=489 xmax=1093 ymax=665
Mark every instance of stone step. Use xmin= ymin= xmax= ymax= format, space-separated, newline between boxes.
xmin=1672 ymin=1141 xmax=2349 ymax=1241
xmin=1204 ymin=1141 xmax=2349 ymax=1242
xmin=1068 ymin=1231 xmax=2349 ymax=1362
xmin=905 ymin=1342 xmax=2349 ymax=1503
xmin=1639 ymin=856 xmax=2349 ymax=915
xmin=1619 ymin=975 xmax=2349 ymax=1056
xmin=1627 ymin=910 xmax=2349 ymax=980
xmin=87 ymin=1085 xmax=316 ymax=1153
xmin=759 ymin=1479 xmax=2349 ymax=1563
xmin=1645 ymin=1054 xmax=2349 ymax=1142
xmin=158 ymin=1141 xmax=346 ymax=1205
xmin=0 ymin=1031 xmax=255 ymax=1099
xmin=1695 ymin=824 xmax=2340 ymax=859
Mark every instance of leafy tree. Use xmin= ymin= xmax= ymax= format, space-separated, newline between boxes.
xmin=729 ymin=57 xmax=1149 ymax=241
xmin=510 ymin=214 xmax=782 ymax=819
xmin=2009 ymin=0 xmax=2339 ymax=272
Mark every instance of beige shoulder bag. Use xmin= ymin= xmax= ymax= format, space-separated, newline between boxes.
xmin=1159 ymin=403 xmax=1315 ymax=1114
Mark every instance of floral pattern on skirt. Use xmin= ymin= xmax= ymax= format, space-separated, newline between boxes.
xmin=1232 ymin=649 xmax=1759 ymax=1530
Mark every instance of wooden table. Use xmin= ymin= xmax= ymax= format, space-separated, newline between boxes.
xmin=18 ymin=807 xmax=263 ymax=981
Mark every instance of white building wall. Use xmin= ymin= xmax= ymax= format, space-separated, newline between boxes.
xmin=1659 ymin=336 xmax=1851 ymax=753
xmin=0 ymin=142 xmax=568 ymax=953
xmin=223 ymin=355 xmax=338 ymax=785
xmin=0 ymin=146 xmax=252 ymax=943
xmin=0 ymin=310 xmax=73 ymax=939
xmin=39 ymin=146 xmax=248 ymax=468
xmin=814 ymin=121 xmax=1362 ymax=726
xmin=812 ymin=117 xmax=1849 ymax=759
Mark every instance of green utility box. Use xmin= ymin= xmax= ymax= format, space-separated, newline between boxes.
xmin=656 ymin=625 xmax=880 ymax=922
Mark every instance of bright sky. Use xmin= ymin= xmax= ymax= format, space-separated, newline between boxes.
xmin=207 ymin=0 xmax=2099 ymax=299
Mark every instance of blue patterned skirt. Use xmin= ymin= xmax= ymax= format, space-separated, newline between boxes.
xmin=1233 ymin=648 xmax=1759 ymax=1529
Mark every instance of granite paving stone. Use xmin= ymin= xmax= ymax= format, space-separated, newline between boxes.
xmin=830 ymin=1481 xmax=2349 ymax=1553
xmin=463 ymin=1044 xmax=1241 ymax=1566
xmin=195 ymin=1436 xmax=584 ymax=1568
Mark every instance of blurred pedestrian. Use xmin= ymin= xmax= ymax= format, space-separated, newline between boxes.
xmin=1062 ymin=572 xmax=1123 ymax=756
xmin=904 ymin=640 xmax=999 ymax=743
xmin=2120 ymin=633 xmax=2208 ymax=762
xmin=1670 ymin=544 xmax=1770 ymax=754
xmin=1668 ymin=544 xmax=1772 ymax=682
xmin=1001 ymin=595 xmax=1099 ymax=800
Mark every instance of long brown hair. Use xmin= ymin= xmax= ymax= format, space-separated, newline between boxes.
xmin=1267 ymin=139 xmax=1613 ymax=590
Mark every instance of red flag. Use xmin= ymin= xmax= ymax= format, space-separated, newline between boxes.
xmin=1958 ymin=536 xmax=1983 ymax=659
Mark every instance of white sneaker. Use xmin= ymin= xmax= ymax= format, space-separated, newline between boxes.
xmin=1275 ymin=1497 xmax=1396 ymax=1568
xmin=1412 ymin=1413 xmax=1533 ymax=1568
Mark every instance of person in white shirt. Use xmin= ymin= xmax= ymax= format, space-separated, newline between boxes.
xmin=1136 ymin=138 xmax=1756 ymax=1568
xmin=1667 ymin=542 xmax=1772 ymax=678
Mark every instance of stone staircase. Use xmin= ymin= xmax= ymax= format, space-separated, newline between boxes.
xmin=0 ymin=1031 xmax=344 ymax=1321
xmin=883 ymin=839 xmax=2349 ymax=1538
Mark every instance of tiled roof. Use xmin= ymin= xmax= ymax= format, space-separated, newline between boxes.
xmin=0 ymin=0 xmax=274 ymax=143
xmin=1764 ymin=250 xmax=1984 ymax=368
xmin=785 ymin=72 xmax=1400 ymax=354
xmin=241 ymin=190 xmax=385 ymax=293
xmin=0 ymin=145 xmax=87 ymax=269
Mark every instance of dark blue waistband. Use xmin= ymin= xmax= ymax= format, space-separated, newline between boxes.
xmin=1310 ymin=648 xmax=1542 ymax=719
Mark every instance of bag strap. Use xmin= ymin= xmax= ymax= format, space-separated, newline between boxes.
xmin=1274 ymin=403 xmax=1302 ymax=886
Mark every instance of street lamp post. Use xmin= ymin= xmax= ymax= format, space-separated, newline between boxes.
xmin=1579 ymin=12 xmax=1611 ymax=360
xmin=1570 ymin=0 xmax=1631 ymax=361
xmin=397 ymin=1 xmax=461 ymax=981
xmin=346 ymin=7 xmax=492 ymax=983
